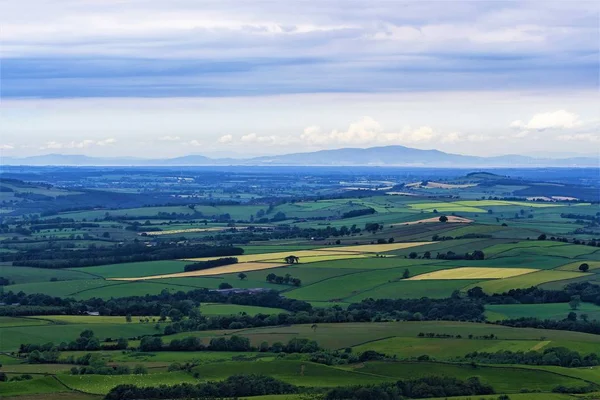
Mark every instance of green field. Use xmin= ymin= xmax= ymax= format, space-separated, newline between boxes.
xmin=58 ymin=372 xmax=198 ymax=395
xmin=350 ymin=361 xmax=584 ymax=392
xmin=0 ymin=376 xmax=67 ymax=397
xmin=486 ymin=302 xmax=600 ymax=321
xmin=200 ymin=303 xmax=287 ymax=316
xmin=354 ymin=336 xmax=550 ymax=359
xmin=71 ymin=260 xmax=190 ymax=279
xmin=468 ymin=270 xmax=589 ymax=294
xmin=0 ymin=322 xmax=158 ymax=352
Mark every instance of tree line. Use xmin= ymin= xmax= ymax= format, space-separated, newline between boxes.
xmin=184 ymin=257 xmax=238 ymax=272
xmin=7 ymin=244 xmax=244 ymax=269
xmin=463 ymin=347 xmax=599 ymax=367
xmin=105 ymin=374 xmax=297 ymax=400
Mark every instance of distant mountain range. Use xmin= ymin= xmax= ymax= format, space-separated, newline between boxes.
xmin=1 ymin=145 xmax=598 ymax=167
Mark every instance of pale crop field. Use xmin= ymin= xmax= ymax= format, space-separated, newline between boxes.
xmin=391 ymin=216 xmax=472 ymax=227
xmin=142 ymin=227 xmax=228 ymax=235
xmin=184 ymin=249 xmax=359 ymax=263
xmin=261 ymin=254 xmax=371 ymax=263
xmin=109 ymin=262 xmax=285 ymax=280
xmin=407 ymin=267 xmax=538 ymax=280
xmin=320 ymin=241 xmax=432 ymax=253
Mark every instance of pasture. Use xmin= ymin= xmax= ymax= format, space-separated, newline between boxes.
xmin=469 ymin=270 xmax=589 ymax=293
xmin=485 ymin=302 xmax=600 ymax=321
xmin=407 ymin=267 xmax=538 ymax=280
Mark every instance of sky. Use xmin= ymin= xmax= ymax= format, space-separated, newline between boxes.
xmin=0 ymin=0 xmax=599 ymax=159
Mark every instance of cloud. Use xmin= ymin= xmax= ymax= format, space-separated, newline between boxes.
xmin=0 ymin=144 xmax=15 ymax=150
xmin=240 ymin=133 xmax=280 ymax=144
xmin=158 ymin=135 xmax=181 ymax=141
xmin=188 ymin=140 xmax=202 ymax=146
xmin=96 ymin=138 xmax=116 ymax=146
xmin=218 ymin=134 xmax=233 ymax=143
xmin=40 ymin=138 xmax=115 ymax=149
xmin=556 ymin=133 xmax=600 ymax=143
xmin=372 ymin=24 xmax=546 ymax=44
xmin=300 ymin=117 xmax=486 ymax=146
xmin=510 ymin=110 xmax=583 ymax=130
xmin=1 ymin=1 xmax=597 ymax=98
xmin=301 ymin=117 xmax=382 ymax=146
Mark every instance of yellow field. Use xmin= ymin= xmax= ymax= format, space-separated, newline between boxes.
xmin=184 ymin=249 xmax=358 ymax=263
xmin=142 ymin=227 xmax=228 ymax=235
xmin=391 ymin=216 xmax=472 ymax=227
xmin=408 ymin=267 xmax=538 ymax=280
xmin=319 ymin=242 xmax=432 ymax=253
xmin=109 ymin=262 xmax=285 ymax=280
xmin=262 ymin=254 xmax=371 ymax=263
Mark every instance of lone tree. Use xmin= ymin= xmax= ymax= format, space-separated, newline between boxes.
xmin=218 ymin=282 xmax=232 ymax=289
xmin=569 ymin=295 xmax=581 ymax=310
xmin=579 ymin=263 xmax=590 ymax=272
xmin=439 ymin=215 xmax=448 ymax=223
xmin=402 ymin=269 xmax=410 ymax=279
xmin=311 ymin=324 xmax=318 ymax=332
xmin=284 ymin=255 xmax=299 ymax=264
xmin=237 ymin=272 xmax=247 ymax=280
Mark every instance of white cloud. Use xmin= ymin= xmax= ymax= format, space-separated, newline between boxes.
xmin=40 ymin=138 xmax=115 ymax=149
xmin=241 ymin=133 xmax=280 ymax=144
xmin=96 ymin=138 xmax=116 ymax=146
xmin=557 ymin=133 xmax=600 ymax=143
xmin=301 ymin=116 xmax=382 ymax=146
xmin=372 ymin=24 xmax=546 ymax=44
xmin=158 ymin=135 xmax=181 ymax=141
xmin=0 ymin=144 xmax=15 ymax=150
xmin=218 ymin=134 xmax=233 ymax=143
xmin=188 ymin=140 xmax=202 ymax=146
xmin=510 ymin=110 xmax=582 ymax=130
xmin=299 ymin=118 xmax=493 ymax=147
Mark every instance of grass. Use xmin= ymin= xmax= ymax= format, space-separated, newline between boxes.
xmin=408 ymin=202 xmax=487 ymax=213
xmin=0 ymin=265 xmax=93 ymax=284
xmin=28 ymin=315 xmax=137 ymax=324
xmin=468 ymin=270 xmax=590 ymax=294
xmin=192 ymin=359 xmax=390 ymax=387
xmin=0 ymin=316 xmax=52 ymax=327
xmin=0 ymin=323 xmax=158 ymax=352
xmin=58 ymin=372 xmax=198 ymax=395
xmin=230 ymin=321 xmax=600 ymax=350
xmin=352 ymin=361 xmax=584 ymax=392
xmin=344 ymin=279 xmax=486 ymax=301
xmin=485 ymin=302 xmax=600 ymax=321
xmin=354 ymin=337 xmax=550 ymax=359
xmin=4 ymin=279 xmax=124 ymax=298
xmin=69 ymin=350 xmax=264 ymax=364
xmin=200 ymin=303 xmax=287 ymax=316
xmin=0 ymin=376 xmax=67 ymax=397
xmin=284 ymin=265 xmax=451 ymax=302
xmin=70 ymin=281 xmax=203 ymax=300
xmin=72 ymin=261 xmax=189 ymax=279
xmin=557 ymin=260 xmax=600 ymax=271
xmin=408 ymin=267 xmax=538 ymax=280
